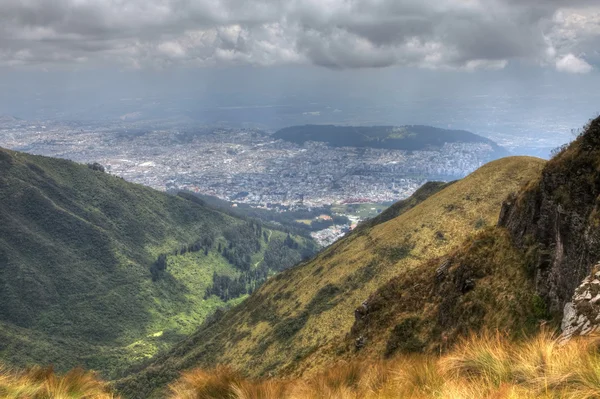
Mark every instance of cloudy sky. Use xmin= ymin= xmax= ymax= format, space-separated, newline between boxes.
xmin=1 ymin=0 xmax=599 ymax=72
xmin=0 ymin=0 xmax=599 ymax=146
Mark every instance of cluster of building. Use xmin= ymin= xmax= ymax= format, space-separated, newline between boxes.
xmin=0 ymin=119 xmax=499 ymax=245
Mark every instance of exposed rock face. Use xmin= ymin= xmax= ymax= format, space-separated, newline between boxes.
xmin=560 ymin=265 xmax=600 ymax=342
xmin=499 ymin=117 xmax=600 ymax=316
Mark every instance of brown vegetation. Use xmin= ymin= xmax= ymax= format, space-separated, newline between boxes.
xmin=0 ymin=365 xmax=115 ymax=398
xmin=167 ymin=331 xmax=600 ymax=399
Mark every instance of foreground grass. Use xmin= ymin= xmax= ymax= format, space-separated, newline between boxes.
xmin=7 ymin=330 xmax=600 ymax=398
xmin=0 ymin=366 xmax=115 ymax=398
xmin=167 ymin=331 xmax=600 ymax=399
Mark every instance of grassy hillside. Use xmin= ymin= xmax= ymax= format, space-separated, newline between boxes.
xmin=0 ymin=148 xmax=316 ymax=378
xmin=345 ymin=227 xmax=545 ymax=362
xmin=354 ymin=181 xmax=453 ymax=232
xmin=274 ymin=125 xmax=507 ymax=157
xmin=119 ymin=156 xmax=545 ymax=398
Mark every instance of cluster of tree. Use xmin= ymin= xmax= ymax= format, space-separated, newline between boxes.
xmin=309 ymin=215 xmax=350 ymax=231
xmin=263 ymin=235 xmax=303 ymax=272
xmin=283 ymin=233 xmax=299 ymax=249
xmin=149 ymin=254 xmax=168 ymax=281
xmin=173 ymin=235 xmax=215 ymax=257
xmin=204 ymin=269 xmax=267 ymax=301
xmin=87 ymin=162 xmax=105 ymax=172
xmin=206 ymin=234 xmax=317 ymax=301
xmin=220 ymin=222 xmax=263 ymax=271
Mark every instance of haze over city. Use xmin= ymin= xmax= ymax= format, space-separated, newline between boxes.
xmin=0 ymin=0 xmax=598 ymax=145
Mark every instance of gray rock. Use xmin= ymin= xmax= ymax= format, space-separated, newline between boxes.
xmin=560 ymin=264 xmax=600 ymax=343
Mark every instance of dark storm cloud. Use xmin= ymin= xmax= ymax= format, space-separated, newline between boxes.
xmin=0 ymin=0 xmax=597 ymax=72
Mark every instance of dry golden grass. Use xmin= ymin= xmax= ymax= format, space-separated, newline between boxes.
xmin=167 ymin=331 xmax=600 ymax=399
xmin=0 ymin=365 xmax=115 ymax=399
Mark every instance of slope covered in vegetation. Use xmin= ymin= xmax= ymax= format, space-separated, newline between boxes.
xmin=119 ymin=156 xmax=545 ymax=398
xmin=0 ymin=148 xmax=316 ymax=378
xmin=354 ymin=181 xmax=453 ymax=232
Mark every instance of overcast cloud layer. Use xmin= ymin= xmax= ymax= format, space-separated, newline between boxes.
xmin=0 ymin=0 xmax=599 ymax=72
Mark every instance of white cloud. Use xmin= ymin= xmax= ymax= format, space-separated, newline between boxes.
xmin=464 ymin=59 xmax=509 ymax=71
xmin=0 ymin=0 xmax=598 ymax=71
xmin=555 ymin=53 xmax=593 ymax=73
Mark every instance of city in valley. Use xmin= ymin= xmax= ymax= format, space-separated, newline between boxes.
xmin=0 ymin=117 xmax=500 ymax=245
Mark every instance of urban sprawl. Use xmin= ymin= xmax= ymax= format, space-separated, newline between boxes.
xmin=0 ymin=119 xmax=498 ymax=245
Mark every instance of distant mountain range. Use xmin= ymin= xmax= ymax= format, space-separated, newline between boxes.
xmin=274 ymin=125 xmax=508 ymax=158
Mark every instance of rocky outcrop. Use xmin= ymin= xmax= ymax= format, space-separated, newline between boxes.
xmin=560 ymin=265 xmax=600 ymax=342
xmin=499 ymin=116 xmax=600 ymax=316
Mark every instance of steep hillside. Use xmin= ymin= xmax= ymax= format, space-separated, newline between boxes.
xmin=119 ymin=156 xmax=545 ymax=398
xmin=499 ymin=116 xmax=600 ymax=318
xmin=344 ymin=227 xmax=544 ymax=362
xmin=0 ymin=148 xmax=315 ymax=377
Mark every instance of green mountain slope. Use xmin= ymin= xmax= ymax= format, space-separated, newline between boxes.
xmin=119 ymin=156 xmax=545 ymax=398
xmin=0 ymin=148 xmax=316 ymax=377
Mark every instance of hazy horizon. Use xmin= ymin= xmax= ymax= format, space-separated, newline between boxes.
xmin=1 ymin=0 xmax=600 ymax=148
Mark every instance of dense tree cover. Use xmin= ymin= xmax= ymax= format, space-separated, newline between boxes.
xmin=205 ymin=232 xmax=315 ymax=301
xmin=149 ymin=254 xmax=168 ymax=281
xmin=221 ymin=221 xmax=263 ymax=270
xmin=274 ymin=125 xmax=507 ymax=156
xmin=87 ymin=162 xmax=106 ymax=172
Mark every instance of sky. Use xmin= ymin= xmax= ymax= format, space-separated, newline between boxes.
xmin=0 ymin=0 xmax=599 ymax=145
xmin=1 ymin=0 xmax=599 ymax=71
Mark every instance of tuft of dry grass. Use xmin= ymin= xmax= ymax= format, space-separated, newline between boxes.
xmin=0 ymin=364 xmax=115 ymax=399
xmin=166 ymin=331 xmax=600 ymax=399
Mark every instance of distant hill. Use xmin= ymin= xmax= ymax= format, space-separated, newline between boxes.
xmin=0 ymin=115 xmax=21 ymax=124
xmin=273 ymin=125 xmax=508 ymax=157
xmin=0 ymin=148 xmax=316 ymax=378
xmin=119 ymin=156 xmax=545 ymax=398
